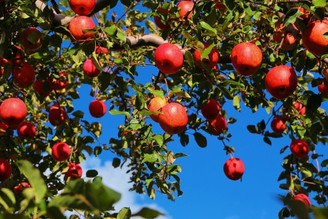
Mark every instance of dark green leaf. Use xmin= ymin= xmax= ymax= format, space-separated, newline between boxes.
xmin=193 ymin=132 xmax=207 ymax=148
xmin=86 ymin=170 xmax=98 ymax=178
xmin=132 ymin=207 xmax=164 ymax=218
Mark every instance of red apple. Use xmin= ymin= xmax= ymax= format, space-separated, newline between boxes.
xmin=13 ymin=182 xmax=31 ymax=193
xmin=302 ymin=19 xmax=328 ymax=57
xmin=177 ymin=1 xmax=194 ymax=19
xmin=52 ymin=142 xmax=71 ymax=161
xmin=273 ymin=24 xmax=298 ymax=51
xmin=265 ymin=65 xmax=297 ymax=100
xmin=17 ymin=121 xmax=36 ymax=139
xmin=212 ymin=0 xmax=226 ymax=12
xmin=223 ymin=157 xmax=244 ymax=180
xmin=154 ymin=7 xmax=170 ymax=30
xmin=20 ymin=27 xmax=43 ymax=53
xmin=10 ymin=45 xmax=25 ymax=66
xmin=0 ymin=67 xmax=4 ymax=77
xmin=293 ymin=102 xmax=306 ymax=116
xmin=48 ymin=104 xmax=68 ymax=126
xmin=95 ymin=46 xmax=109 ymax=54
xmin=33 ymin=79 xmax=52 ymax=97
xmin=271 ymin=116 xmax=286 ymax=134
xmin=83 ymin=58 xmax=101 ymax=77
xmin=0 ymin=98 xmax=27 ymax=129
xmin=318 ymin=79 xmax=328 ymax=95
xmin=0 ymin=158 xmax=11 ymax=181
xmin=68 ymin=16 xmax=96 ymax=43
xmin=89 ymin=100 xmax=107 ymax=118
xmin=209 ymin=114 xmax=227 ymax=135
xmin=13 ymin=63 xmax=35 ymax=88
xmin=148 ymin=96 xmax=168 ymax=123
xmin=194 ymin=43 xmax=219 ymax=69
xmin=51 ymin=71 xmax=69 ymax=90
xmin=154 ymin=43 xmax=184 ymax=74
xmin=201 ymin=98 xmax=221 ymax=121
xmin=290 ymin=139 xmax=309 ymax=159
xmin=293 ymin=193 xmax=311 ymax=209
xmin=65 ymin=163 xmax=82 ymax=179
xmin=231 ymin=42 xmax=262 ymax=76
xmin=68 ymin=0 xmax=96 ymax=15
xmin=158 ymin=102 xmax=188 ymax=134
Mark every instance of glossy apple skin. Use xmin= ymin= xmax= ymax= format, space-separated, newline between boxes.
xmin=194 ymin=43 xmax=219 ymax=69
xmin=148 ymin=96 xmax=168 ymax=122
xmin=265 ymin=65 xmax=297 ymax=100
xmin=51 ymin=71 xmax=69 ymax=90
xmin=68 ymin=0 xmax=96 ymax=15
xmin=68 ymin=16 xmax=96 ymax=43
xmin=89 ymin=100 xmax=107 ymax=118
xmin=20 ymin=27 xmax=42 ymax=53
xmin=52 ymin=142 xmax=71 ymax=161
xmin=34 ymin=79 xmax=52 ymax=97
xmin=290 ymin=139 xmax=309 ymax=159
xmin=17 ymin=121 xmax=36 ymax=139
xmin=48 ymin=105 xmax=68 ymax=126
xmin=302 ymin=19 xmax=328 ymax=57
xmin=83 ymin=59 xmax=101 ymax=77
xmin=209 ymin=114 xmax=227 ymax=135
xmin=223 ymin=157 xmax=244 ymax=180
xmin=158 ymin=102 xmax=188 ymax=134
xmin=0 ymin=98 xmax=27 ymax=129
xmin=0 ymin=158 xmax=11 ymax=181
xmin=293 ymin=193 xmax=311 ymax=209
xmin=14 ymin=182 xmax=31 ymax=193
xmin=154 ymin=43 xmax=184 ymax=74
xmin=177 ymin=1 xmax=194 ymax=19
xmin=271 ymin=116 xmax=286 ymax=134
xmin=201 ymin=98 xmax=220 ymax=121
xmin=13 ymin=63 xmax=35 ymax=88
xmin=154 ymin=8 xmax=170 ymax=30
xmin=231 ymin=42 xmax=262 ymax=76
xmin=65 ymin=163 xmax=82 ymax=179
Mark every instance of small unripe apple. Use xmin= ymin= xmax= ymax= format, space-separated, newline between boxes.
xmin=271 ymin=116 xmax=286 ymax=134
xmin=154 ymin=43 xmax=184 ymax=74
xmin=290 ymin=139 xmax=309 ymax=159
xmin=52 ymin=142 xmax=71 ymax=161
xmin=0 ymin=158 xmax=11 ymax=181
xmin=0 ymin=98 xmax=27 ymax=129
xmin=158 ymin=102 xmax=188 ymax=134
xmin=89 ymin=100 xmax=107 ymax=118
xmin=51 ymin=71 xmax=69 ymax=90
xmin=201 ymin=98 xmax=221 ymax=121
xmin=68 ymin=16 xmax=96 ymax=43
xmin=13 ymin=182 xmax=31 ymax=193
xmin=293 ymin=193 xmax=311 ymax=209
xmin=148 ymin=96 xmax=168 ymax=122
xmin=83 ymin=58 xmax=101 ymax=77
xmin=209 ymin=114 xmax=227 ymax=135
xmin=231 ymin=42 xmax=262 ymax=76
xmin=33 ymin=79 xmax=52 ymax=97
xmin=48 ymin=104 xmax=68 ymax=126
xmin=177 ymin=1 xmax=194 ymax=19
xmin=17 ymin=121 xmax=37 ymax=139
xmin=13 ymin=63 xmax=35 ymax=88
xmin=68 ymin=0 xmax=96 ymax=15
xmin=194 ymin=43 xmax=219 ymax=70
xmin=65 ymin=163 xmax=82 ymax=179
xmin=223 ymin=157 xmax=244 ymax=180
xmin=302 ymin=19 xmax=328 ymax=57
xmin=20 ymin=27 xmax=43 ymax=53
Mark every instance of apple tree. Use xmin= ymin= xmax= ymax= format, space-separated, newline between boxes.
xmin=0 ymin=0 xmax=328 ymax=218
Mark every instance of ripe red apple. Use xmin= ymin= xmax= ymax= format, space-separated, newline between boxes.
xmin=89 ymin=100 xmax=107 ymax=118
xmin=293 ymin=193 xmax=311 ymax=209
xmin=20 ymin=27 xmax=43 ymax=53
xmin=13 ymin=63 xmax=35 ymax=88
xmin=158 ymin=102 xmax=188 ymax=134
xmin=13 ymin=182 xmax=31 ymax=193
xmin=231 ymin=42 xmax=262 ymax=76
xmin=52 ymin=142 xmax=71 ymax=161
xmin=154 ymin=43 xmax=184 ymax=74
xmin=273 ymin=24 xmax=298 ymax=51
xmin=194 ymin=43 xmax=219 ymax=69
xmin=33 ymin=79 xmax=52 ymax=97
xmin=271 ymin=116 xmax=286 ymax=134
xmin=65 ymin=163 xmax=82 ymax=179
xmin=293 ymin=102 xmax=306 ymax=116
xmin=265 ymin=65 xmax=297 ymax=100
xmin=212 ymin=0 xmax=226 ymax=11
xmin=10 ymin=45 xmax=25 ymax=66
xmin=177 ymin=1 xmax=194 ymax=19
xmin=318 ymin=79 xmax=328 ymax=95
xmin=201 ymin=98 xmax=221 ymax=121
xmin=68 ymin=16 xmax=96 ymax=43
xmin=68 ymin=0 xmax=96 ymax=15
xmin=302 ymin=19 xmax=328 ymax=57
xmin=290 ymin=139 xmax=309 ymax=159
xmin=0 ymin=98 xmax=27 ymax=129
xmin=95 ymin=46 xmax=109 ymax=54
xmin=0 ymin=158 xmax=11 ymax=181
xmin=209 ymin=114 xmax=227 ymax=135
xmin=51 ymin=71 xmax=69 ymax=90
xmin=17 ymin=121 xmax=36 ymax=139
xmin=83 ymin=58 xmax=101 ymax=77
xmin=223 ymin=157 xmax=244 ymax=180
xmin=148 ymin=96 xmax=168 ymax=122
xmin=48 ymin=104 xmax=68 ymax=126
xmin=154 ymin=7 xmax=170 ymax=30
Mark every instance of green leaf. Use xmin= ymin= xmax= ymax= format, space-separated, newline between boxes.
xmin=16 ymin=160 xmax=47 ymax=204
xmin=132 ymin=207 xmax=164 ymax=218
xmin=110 ymin=109 xmax=131 ymax=118
xmin=0 ymin=188 xmax=15 ymax=211
xmin=313 ymin=207 xmax=328 ymax=219
xmin=193 ymin=132 xmax=207 ymax=148
xmin=104 ymin=25 xmax=117 ymax=36
xmin=142 ymin=152 xmax=162 ymax=163
xmin=313 ymin=0 xmax=326 ymax=7
xmin=86 ymin=169 xmax=98 ymax=178
xmin=247 ymin=125 xmax=258 ymax=134
xmin=199 ymin=21 xmax=217 ymax=34
xmin=112 ymin=157 xmax=121 ymax=168
xmin=117 ymin=207 xmax=131 ymax=219
xmin=153 ymin=135 xmax=164 ymax=147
